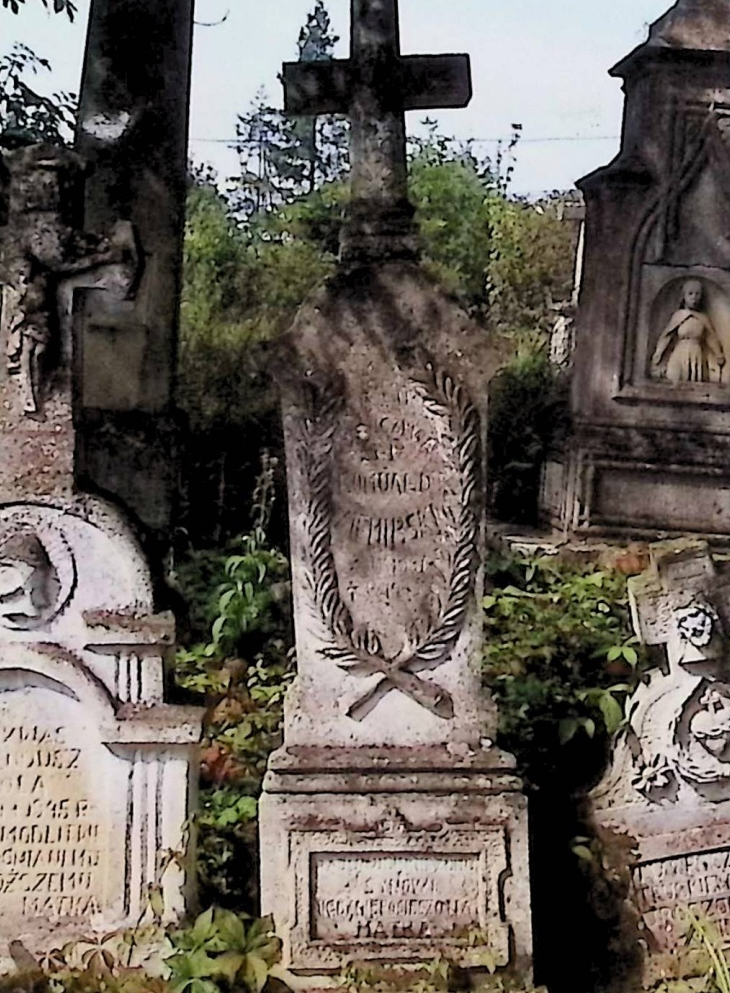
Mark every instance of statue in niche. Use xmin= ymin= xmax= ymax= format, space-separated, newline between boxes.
xmin=0 ymin=532 xmax=58 ymax=629
xmin=0 ymin=142 xmax=140 ymax=416
xmin=650 ymin=279 xmax=726 ymax=384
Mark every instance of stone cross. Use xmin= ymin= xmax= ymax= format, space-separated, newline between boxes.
xmin=282 ymin=0 xmax=472 ymax=261
xmin=629 ymin=539 xmax=730 ymax=667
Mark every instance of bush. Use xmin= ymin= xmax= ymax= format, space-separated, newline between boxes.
xmin=482 ymin=554 xmax=646 ymax=991
xmin=488 ymin=350 xmax=568 ymax=525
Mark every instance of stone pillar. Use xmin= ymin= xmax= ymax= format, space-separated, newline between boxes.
xmin=75 ymin=0 xmax=195 ymax=538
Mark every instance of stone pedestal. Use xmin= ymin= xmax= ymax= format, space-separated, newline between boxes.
xmin=261 ymin=748 xmax=529 ymax=975
xmin=542 ymin=0 xmax=730 ymax=538
xmin=260 ymin=262 xmax=531 ymax=983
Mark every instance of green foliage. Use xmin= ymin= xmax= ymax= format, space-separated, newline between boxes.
xmin=167 ymin=909 xmax=284 ymax=993
xmin=178 ymin=175 xmax=335 ymax=439
xmin=232 ymin=0 xmax=348 ymax=218
xmin=337 ymin=958 xmax=545 ymax=993
xmin=0 ymin=907 xmax=287 ymax=993
xmin=686 ymin=910 xmax=730 ymax=993
xmin=173 ymin=461 xmax=294 ymax=909
xmin=488 ymin=349 xmax=568 ymax=524
xmin=408 ymin=123 xmax=575 ymax=325
xmin=408 ymin=135 xmax=496 ymax=310
xmin=0 ymin=44 xmax=76 ymax=146
xmin=174 ymin=460 xmax=290 ymax=668
xmin=180 ymin=121 xmax=574 ymax=542
xmin=633 ymin=910 xmax=730 ymax=993
xmin=482 ymin=555 xmax=645 ymax=787
xmin=486 ymin=198 xmax=575 ymax=336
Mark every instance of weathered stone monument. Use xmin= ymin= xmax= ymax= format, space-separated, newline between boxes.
xmin=542 ymin=0 xmax=730 ymax=537
xmin=593 ymin=539 xmax=730 ymax=967
xmin=74 ymin=0 xmax=194 ymax=541
xmin=0 ymin=0 xmax=201 ymax=961
xmin=260 ymin=0 xmax=531 ymax=982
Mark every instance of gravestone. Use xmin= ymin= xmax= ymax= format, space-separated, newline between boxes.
xmin=259 ymin=1 xmax=531 ymax=983
xmin=593 ymin=539 xmax=730 ymax=970
xmin=0 ymin=0 xmax=202 ymax=963
xmin=541 ymin=0 xmax=730 ymax=537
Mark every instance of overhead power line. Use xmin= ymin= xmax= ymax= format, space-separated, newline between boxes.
xmin=189 ymin=133 xmax=620 ymax=146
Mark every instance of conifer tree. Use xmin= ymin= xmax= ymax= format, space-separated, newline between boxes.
xmin=233 ymin=0 xmax=348 ymax=218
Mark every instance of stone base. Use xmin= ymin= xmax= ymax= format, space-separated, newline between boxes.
xmin=594 ymin=800 xmax=730 ymax=980
xmin=541 ymin=437 xmax=730 ymax=540
xmin=260 ymin=746 xmax=532 ymax=985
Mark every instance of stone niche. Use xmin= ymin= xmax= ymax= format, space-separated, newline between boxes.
xmin=541 ymin=0 xmax=730 ymax=537
xmin=260 ymin=262 xmax=531 ymax=983
xmin=0 ymin=497 xmax=200 ymax=960
xmin=593 ymin=539 xmax=730 ymax=972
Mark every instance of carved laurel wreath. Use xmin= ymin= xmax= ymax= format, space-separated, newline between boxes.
xmin=293 ymin=349 xmax=481 ymax=721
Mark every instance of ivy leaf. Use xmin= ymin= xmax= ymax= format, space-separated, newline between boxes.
xmin=598 ymin=692 xmax=624 ymax=734
xmin=559 ymin=717 xmax=578 ymax=745
xmin=213 ymin=950 xmax=246 ymax=980
xmin=572 ymin=844 xmax=594 ymax=863
xmin=622 ymin=645 xmax=639 ymax=667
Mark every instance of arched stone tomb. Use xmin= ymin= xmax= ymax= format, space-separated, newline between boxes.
xmin=0 ymin=499 xmax=201 ymax=959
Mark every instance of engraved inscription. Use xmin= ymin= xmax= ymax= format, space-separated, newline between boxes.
xmin=633 ymin=849 xmax=730 ymax=948
xmin=0 ymin=718 xmax=105 ymax=923
xmin=297 ymin=349 xmax=480 ymax=721
xmin=312 ymin=853 xmax=482 ymax=942
xmin=333 ymin=382 xmax=460 ymax=655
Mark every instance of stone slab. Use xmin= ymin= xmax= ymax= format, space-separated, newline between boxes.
xmin=276 ymin=262 xmax=502 ymax=751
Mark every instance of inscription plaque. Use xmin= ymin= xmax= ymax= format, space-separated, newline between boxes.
xmin=312 ymin=852 xmax=482 ymax=942
xmin=0 ymin=680 xmax=118 ymax=932
xmin=633 ymin=848 xmax=730 ymax=948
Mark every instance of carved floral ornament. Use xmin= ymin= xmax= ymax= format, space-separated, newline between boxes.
xmin=293 ymin=348 xmax=480 ymax=722
xmin=625 ymin=595 xmax=730 ymax=802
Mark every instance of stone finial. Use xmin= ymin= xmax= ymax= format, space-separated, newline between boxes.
xmin=612 ymin=0 xmax=730 ymax=77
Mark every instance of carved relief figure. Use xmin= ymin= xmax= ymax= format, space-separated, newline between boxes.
xmin=0 ymin=532 xmax=57 ymax=629
xmin=0 ymin=143 xmax=140 ymax=416
xmin=612 ymin=589 xmax=730 ymax=805
xmin=651 ymin=279 xmax=725 ymax=384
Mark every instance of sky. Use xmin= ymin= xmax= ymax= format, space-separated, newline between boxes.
xmin=3 ymin=0 xmax=674 ymax=197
